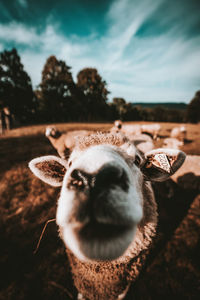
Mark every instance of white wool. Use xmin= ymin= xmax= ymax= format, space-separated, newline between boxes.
xmin=163 ymin=138 xmax=183 ymax=149
xmin=141 ymin=124 xmax=161 ymax=140
xmin=170 ymin=126 xmax=187 ymax=141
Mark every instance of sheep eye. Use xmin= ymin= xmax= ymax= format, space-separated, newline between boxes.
xmin=134 ymin=154 xmax=141 ymax=167
xmin=68 ymin=161 xmax=72 ymax=167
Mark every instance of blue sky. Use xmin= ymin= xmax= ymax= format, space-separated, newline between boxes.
xmin=0 ymin=0 xmax=200 ymax=103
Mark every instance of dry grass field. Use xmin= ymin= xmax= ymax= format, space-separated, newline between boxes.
xmin=0 ymin=121 xmax=200 ymax=300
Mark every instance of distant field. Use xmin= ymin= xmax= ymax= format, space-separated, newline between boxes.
xmin=1 ymin=121 xmax=200 ymax=152
xmin=1 ymin=120 xmax=200 ymax=181
xmin=0 ymin=121 xmax=200 ymax=300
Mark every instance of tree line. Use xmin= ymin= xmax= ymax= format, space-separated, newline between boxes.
xmin=0 ymin=48 xmax=199 ymax=127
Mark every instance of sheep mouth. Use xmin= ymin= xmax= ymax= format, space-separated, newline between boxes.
xmin=75 ymin=221 xmax=132 ymax=241
xmin=71 ymin=221 xmax=135 ymax=261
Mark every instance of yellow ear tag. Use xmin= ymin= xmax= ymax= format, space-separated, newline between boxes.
xmin=152 ymin=154 xmax=171 ymax=173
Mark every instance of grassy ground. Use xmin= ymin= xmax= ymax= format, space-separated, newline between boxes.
xmin=0 ymin=121 xmax=200 ymax=300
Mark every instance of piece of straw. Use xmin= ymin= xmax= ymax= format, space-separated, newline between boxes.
xmin=33 ymin=218 xmax=56 ymax=254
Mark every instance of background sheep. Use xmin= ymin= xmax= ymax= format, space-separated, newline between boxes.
xmin=29 ymin=132 xmax=185 ymax=300
xmin=109 ymin=120 xmax=123 ymax=133
xmin=114 ymin=120 xmax=122 ymax=130
xmin=128 ymin=133 xmax=155 ymax=154
xmin=151 ymin=154 xmax=200 ymax=245
xmin=171 ymin=154 xmax=200 ymax=188
xmin=111 ymin=121 xmax=154 ymax=153
xmin=170 ymin=126 xmax=187 ymax=142
xmin=141 ymin=123 xmax=161 ymax=140
xmin=121 ymin=124 xmax=141 ymax=135
xmin=162 ymin=137 xmax=183 ymax=149
xmin=110 ymin=120 xmax=141 ymax=136
xmin=45 ymin=126 xmax=92 ymax=159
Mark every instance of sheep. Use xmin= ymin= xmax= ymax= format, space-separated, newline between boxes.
xmin=111 ymin=122 xmax=161 ymax=140
xmin=45 ymin=126 xmax=92 ymax=159
xmin=128 ymin=133 xmax=154 ymax=154
xmin=171 ymin=155 xmax=200 ymax=189
xmin=122 ymin=124 xmax=141 ymax=135
xmin=170 ymin=126 xmax=187 ymax=142
xmin=110 ymin=121 xmax=152 ymax=153
xmin=28 ymin=132 xmax=185 ymax=300
xmin=110 ymin=122 xmax=153 ymax=153
xmin=109 ymin=120 xmax=123 ymax=133
xmin=141 ymin=123 xmax=161 ymax=140
xmin=162 ymin=137 xmax=183 ymax=149
xmin=114 ymin=120 xmax=122 ymax=130
xmin=110 ymin=120 xmax=141 ymax=135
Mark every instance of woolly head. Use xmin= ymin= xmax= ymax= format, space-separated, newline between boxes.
xmin=180 ymin=126 xmax=186 ymax=132
xmin=29 ymin=133 xmax=186 ymax=262
xmin=45 ymin=126 xmax=61 ymax=139
xmin=114 ymin=120 xmax=122 ymax=130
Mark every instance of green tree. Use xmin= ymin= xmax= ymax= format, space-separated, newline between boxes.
xmin=112 ymin=98 xmax=126 ymax=116
xmin=186 ymin=91 xmax=200 ymax=123
xmin=77 ymin=68 xmax=109 ymax=121
xmin=111 ymin=98 xmax=132 ymax=120
xmin=152 ymin=106 xmax=167 ymax=122
xmin=0 ymin=48 xmax=35 ymax=124
xmin=39 ymin=56 xmax=83 ymax=122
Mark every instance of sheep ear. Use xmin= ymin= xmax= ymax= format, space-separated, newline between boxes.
xmin=141 ymin=148 xmax=186 ymax=182
xmin=28 ymin=155 xmax=67 ymax=187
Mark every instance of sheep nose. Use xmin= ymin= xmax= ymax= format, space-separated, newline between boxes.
xmin=95 ymin=165 xmax=129 ymax=191
xmin=68 ymin=165 xmax=129 ymax=191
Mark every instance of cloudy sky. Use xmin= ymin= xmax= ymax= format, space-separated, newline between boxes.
xmin=0 ymin=0 xmax=200 ymax=103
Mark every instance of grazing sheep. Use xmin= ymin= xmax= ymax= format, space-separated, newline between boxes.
xmin=162 ymin=138 xmax=183 ymax=149
xmin=114 ymin=120 xmax=122 ymax=130
xmin=45 ymin=126 xmax=92 ymax=159
xmin=110 ymin=121 xmax=150 ymax=153
xmin=128 ymin=133 xmax=154 ymax=154
xmin=121 ymin=124 xmax=141 ymax=136
xmin=136 ymin=141 xmax=154 ymax=154
xmin=110 ymin=120 xmax=141 ymax=136
xmin=29 ymin=132 xmax=185 ymax=300
xmin=141 ymin=124 xmax=161 ymax=140
xmin=170 ymin=126 xmax=187 ymax=142
xmin=171 ymin=155 xmax=200 ymax=188
xmin=109 ymin=120 xmax=122 ymax=133
xmin=121 ymin=124 xmax=141 ymax=134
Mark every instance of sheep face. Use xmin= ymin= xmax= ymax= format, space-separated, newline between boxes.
xmin=58 ymin=144 xmax=144 ymax=261
xmin=114 ymin=120 xmax=122 ymax=130
xmin=29 ymin=133 xmax=186 ymax=262
xmin=45 ymin=126 xmax=61 ymax=139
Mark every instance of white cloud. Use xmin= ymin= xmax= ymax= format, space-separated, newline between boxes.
xmin=0 ymin=0 xmax=199 ymax=103
xmin=17 ymin=0 xmax=28 ymax=8
xmin=103 ymin=0 xmax=163 ymax=68
xmin=0 ymin=23 xmax=38 ymax=44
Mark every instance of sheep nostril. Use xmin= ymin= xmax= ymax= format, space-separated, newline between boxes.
xmin=68 ymin=169 xmax=91 ymax=189
xmin=95 ymin=165 xmax=129 ymax=191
